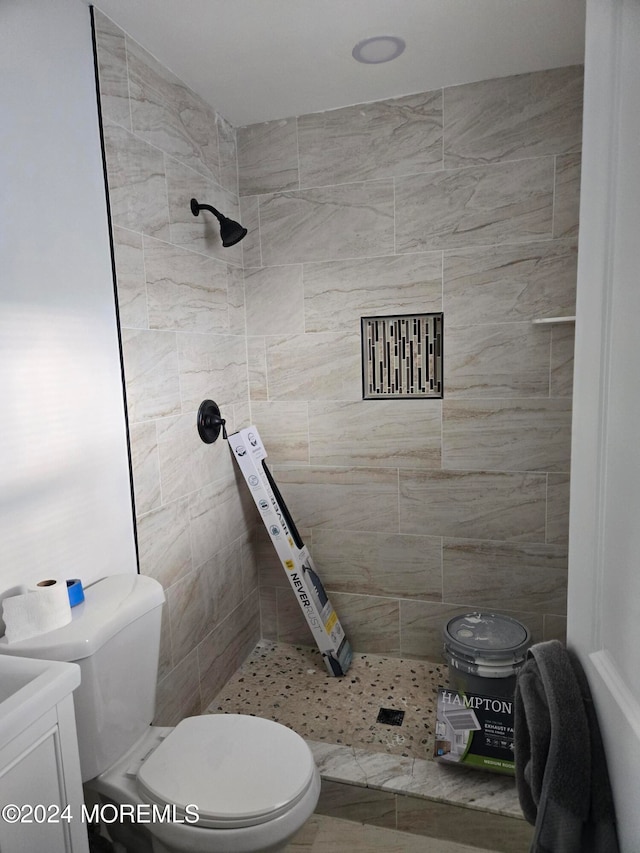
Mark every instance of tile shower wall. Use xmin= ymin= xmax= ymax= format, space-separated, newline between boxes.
xmin=238 ymin=66 xmax=583 ymax=658
xmin=93 ymin=10 xmax=259 ymax=724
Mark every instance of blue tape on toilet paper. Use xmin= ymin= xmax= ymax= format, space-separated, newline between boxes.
xmin=66 ymin=579 xmax=84 ymax=607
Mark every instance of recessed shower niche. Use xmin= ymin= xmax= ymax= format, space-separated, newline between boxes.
xmin=361 ymin=313 xmax=443 ymax=399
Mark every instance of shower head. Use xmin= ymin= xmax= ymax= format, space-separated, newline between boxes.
xmin=190 ymin=198 xmax=247 ymax=247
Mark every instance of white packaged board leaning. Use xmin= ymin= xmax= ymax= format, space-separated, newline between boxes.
xmin=229 ymin=426 xmax=352 ymax=676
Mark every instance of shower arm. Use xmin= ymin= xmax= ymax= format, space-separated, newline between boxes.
xmin=190 ymin=198 xmax=223 ymax=221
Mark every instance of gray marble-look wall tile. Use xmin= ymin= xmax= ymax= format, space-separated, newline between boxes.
xmin=100 ymin=49 xmax=580 ymax=672
xmin=265 ymin=332 xmax=361 ymax=401
xmin=165 ymin=157 xmax=243 ymax=266
xmin=168 ymin=543 xmax=248 ymax=668
xmin=126 ymin=35 xmax=219 ymax=182
xmin=547 ymin=473 xmax=570 ymax=546
xmin=273 ymin=465 xmax=400 ymax=533
xmin=316 ymin=780 xmax=396 ymax=830
xmin=103 ymin=123 xmax=170 ymax=240
xmin=205 ymin=542 xmax=246 ymax=628
xmin=550 ymin=322 xmax=575 ymax=396
xmin=284 ymin=813 xmax=321 ymax=849
xmin=444 ymin=66 xmax=583 ymax=167
xmin=177 ymin=331 xmax=248 ymax=412
xmin=247 ymin=336 xmax=268 ymax=401
xmin=95 ymin=20 xmax=266 ymax=720
xmin=395 ymin=158 xmax=554 ymax=252
xmin=399 ymin=469 xmax=547 ymax=541
xmin=309 ymin=812 xmax=466 ymax=852
xmin=121 ymin=327 xmax=181 ymax=422
xmin=445 ymin=323 xmax=551 ymax=397
xmin=239 ymin=195 xmax=262 ymax=268
xmin=226 ymin=265 xmax=246 ymax=336
xmin=442 ymin=538 xmax=568 ymax=614
xmin=143 ymin=236 xmax=229 ymax=333
xmin=298 ymin=91 xmax=443 ymax=187
xmin=553 ymin=153 xmax=582 ymax=239
xmin=259 ymin=181 xmax=395 ymax=265
xmin=189 ymin=473 xmax=256 ymax=569
xmin=328 ymin=592 xmax=400 ymax=655
xmin=395 ymin=795 xmax=533 ymax=852
xmin=277 ymin=809 xmax=332 ymax=848
xmin=308 ymin=400 xmax=442 ymax=468
xmin=245 ymin=265 xmax=305 ymax=336
xmin=167 ymin=567 xmax=212 ymax=664
xmin=237 ymin=118 xmax=299 ymax=196
xmin=112 ymin=226 xmax=148 ymax=329
xmin=216 ymin=113 xmax=238 ymax=195
xmin=229 ymin=401 xmax=252 ymax=433
xmin=544 ymin=614 xmax=567 ymax=643
xmin=156 ymin=412 xmax=235 ymax=504
xmin=443 ymin=239 xmax=578 ymax=325
xmin=400 ymin=600 xmax=474 ymax=660
xmin=249 ymin=402 xmax=310 ymax=464
xmin=156 ymin=602 xmax=172 ymax=682
xmin=197 ymin=591 xmax=260 ymax=708
xmin=137 ymin=497 xmax=192 ymax=589
xmin=312 ymin=529 xmax=442 ymax=601
xmin=443 ymin=398 xmax=572 ymax=472
xmin=93 ymin=10 xmax=131 ymax=130
xmin=129 ymin=421 xmax=161 ymax=515
xmin=154 ymin=648 xmax=201 ymax=726
xmin=303 ymin=253 xmax=443 ymax=334
xmin=276 ymin=585 xmax=314 ymax=645
xmin=240 ymin=531 xmax=260 ymax=599
xmin=259 ymin=586 xmax=278 ymax=640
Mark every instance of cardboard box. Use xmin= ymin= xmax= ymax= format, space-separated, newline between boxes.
xmin=229 ymin=426 xmax=353 ymax=677
xmin=433 ymin=687 xmax=515 ymax=775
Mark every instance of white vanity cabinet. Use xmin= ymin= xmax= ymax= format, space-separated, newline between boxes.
xmin=0 ymin=656 xmax=89 ymax=852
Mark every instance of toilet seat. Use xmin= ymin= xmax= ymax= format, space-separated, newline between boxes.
xmin=136 ymin=714 xmax=317 ymax=830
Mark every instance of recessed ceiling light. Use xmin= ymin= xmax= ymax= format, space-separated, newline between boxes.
xmin=352 ymin=35 xmax=406 ymax=65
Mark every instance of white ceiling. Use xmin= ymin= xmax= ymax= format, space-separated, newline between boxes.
xmin=91 ymin=0 xmax=586 ymax=127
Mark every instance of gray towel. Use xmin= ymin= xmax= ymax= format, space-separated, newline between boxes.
xmin=514 ymin=640 xmax=619 ymax=853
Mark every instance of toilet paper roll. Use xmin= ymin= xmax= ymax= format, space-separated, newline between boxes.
xmin=2 ymin=579 xmax=72 ymax=644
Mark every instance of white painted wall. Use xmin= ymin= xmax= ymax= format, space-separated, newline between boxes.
xmin=0 ymin=0 xmax=137 ymax=595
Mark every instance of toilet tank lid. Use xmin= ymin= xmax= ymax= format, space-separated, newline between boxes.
xmin=0 ymin=574 xmax=165 ymax=662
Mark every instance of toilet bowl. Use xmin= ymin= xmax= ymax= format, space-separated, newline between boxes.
xmin=0 ymin=574 xmax=320 ymax=853
xmin=88 ymin=716 xmax=320 ymax=853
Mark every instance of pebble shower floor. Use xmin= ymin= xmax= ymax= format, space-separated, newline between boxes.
xmin=207 ymin=639 xmax=449 ymax=759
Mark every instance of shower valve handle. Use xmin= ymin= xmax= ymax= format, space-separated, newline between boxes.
xmin=197 ymin=399 xmax=227 ymax=443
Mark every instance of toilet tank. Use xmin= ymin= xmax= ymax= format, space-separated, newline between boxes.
xmin=0 ymin=574 xmax=165 ymax=782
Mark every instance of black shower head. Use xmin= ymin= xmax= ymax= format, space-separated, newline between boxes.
xmin=190 ymin=198 xmax=248 ymax=247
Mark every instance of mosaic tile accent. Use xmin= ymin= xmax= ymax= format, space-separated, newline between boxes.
xmin=361 ymin=313 xmax=443 ymax=399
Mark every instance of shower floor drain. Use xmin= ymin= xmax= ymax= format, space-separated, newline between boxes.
xmin=376 ymin=707 xmax=405 ymax=726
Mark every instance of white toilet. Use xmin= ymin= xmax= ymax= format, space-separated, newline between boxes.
xmin=0 ymin=574 xmax=320 ymax=853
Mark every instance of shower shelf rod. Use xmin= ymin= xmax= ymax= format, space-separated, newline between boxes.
xmin=531 ymin=316 xmax=576 ymax=324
